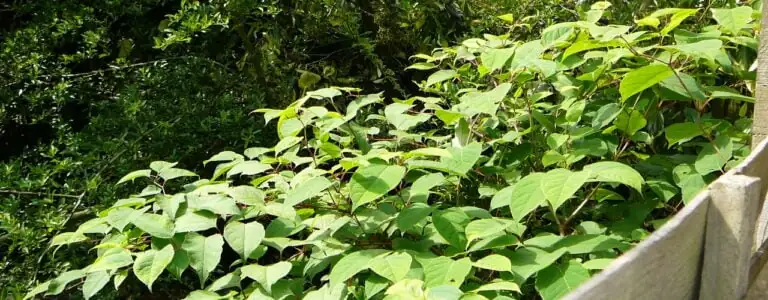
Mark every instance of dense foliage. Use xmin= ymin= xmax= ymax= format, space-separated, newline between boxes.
xmin=0 ymin=0 xmax=536 ymax=294
xmin=21 ymin=1 xmax=760 ymax=299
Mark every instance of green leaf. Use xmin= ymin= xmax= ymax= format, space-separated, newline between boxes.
xmin=385 ymin=279 xmax=425 ymax=299
xmin=175 ymin=211 xmax=218 ymax=232
xmin=320 ymin=142 xmax=343 ymax=158
xmin=47 ymin=269 xmax=85 ymax=295
xmin=535 ymin=261 xmax=591 ymax=300
xmin=665 ymin=122 xmax=704 ymax=146
xmin=408 ymin=148 xmax=453 ymax=159
xmin=435 ymin=109 xmax=463 ymax=125
xmin=426 ymin=70 xmax=457 ymax=87
xmin=159 ymin=168 xmax=197 ymax=181
xmin=329 ymin=249 xmax=389 ymax=287
xmin=265 ymin=202 xmax=297 ymax=220
xmin=542 ymin=169 xmax=590 ymax=211
xmin=133 ymin=244 xmax=175 ymax=291
xmin=51 ymin=232 xmax=88 ymax=247
xmin=659 ymin=72 xmax=707 ymax=101
xmin=543 ymin=152 xmax=565 ymax=168
xmin=421 ymin=256 xmax=472 ymax=288
xmin=307 ymin=87 xmax=342 ymax=99
xmin=409 ymin=173 xmax=450 ymax=202
xmin=473 ymin=254 xmax=512 ymax=272
xmin=711 ymin=7 xmax=753 ymax=34
xmin=426 ymin=286 xmax=463 ymax=300
xmin=227 ymin=161 xmax=272 ymax=177
xmin=510 ymin=40 xmax=544 ymax=70
xmin=588 ymin=25 xmax=630 ymax=42
xmin=433 ymin=208 xmax=471 ymax=249
xmin=546 ymin=133 xmax=569 ymax=150
xmin=542 ymin=23 xmax=575 ymax=48
xmin=25 ymin=281 xmax=50 ymax=300
xmin=468 ymin=235 xmax=519 ymax=253
xmin=397 ymin=203 xmax=434 ymax=231
xmin=298 ymin=70 xmax=321 ymax=90
xmin=592 ymin=104 xmax=621 ymax=128
xmin=695 ymin=135 xmax=733 ymax=174
xmin=284 ymin=176 xmax=333 ymax=206
xmin=562 ymin=39 xmax=620 ymax=60
xmin=454 ymin=83 xmax=511 ymax=117
xmin=583 ymin=161 xmax=644 ymax=192
xmin=466 ymin=218 xmax=517 ymax=243
xmin=189 ymin=195 xmax=240 ymax=216
xmin=406 ymin=62 xmax=438 ymax=70
xmin=183 ymin=233 xmax=225 ymax=287
xmin=205 ymin=151 xmax=244 ymax=165
xmin=365 ymin=274 xmax=390 ymax=299
xmin=544 ymin=151 xmax=565 ymax=167
xmin=408 ymin=143 xmax=483 ymax=177
xmin=385 ymin=103 xmax=432 ymax=131
xmin=497 ymin=14 xmax=515 ymax=23
xmin=472 ymin=281 xmax=521 ymax=293
xmin=619 ymin=64 xmax=674 ymax=101
xmin=117 ymin=169 xmax=151 ymax=184
xmin=150 ymin=161 xmax=177 ymax=173
xmin=565 ymin=100 xmax=586 ymax=122
xmin=167 ymin=249 xmax=189 ymax=279
xmin=206 ymin=270 xmax=241 ymax=292
xmin=503 ymin=173 xmax=547 ymax=220
xmin=709 ymin=88 xmax=755 ymax=103
xmin=369 ymin=252 xmax=412 ymax=282
xmin=349 ymin=163 xmax=406 ymax=211
xmin=113 ymin=270 xmax=128 ymax=289
xmin=583 ymin=258 xmax=615 ymax=270
xmin=83 ymin=271 xmax=110 ymax=299
xmin=227 ymin=186 xmax=265 ymax=206
xmin=156 ymin=194 xmax=184 ymax=220
xmin=223 ymin=221 xmax=265 ymax=260
xmin=551 ymin=234 xmax=624 ymax=254
xmin=615 ymin=110 xmax=647 ymax=136
xmin=132 ymin=213 xmax=175 ymax=238
xmin=673 ymin=164 xmax=707 ymax=204
xmin=184 ymin=290 xmax=225 ymax=300
xmin=636 ymin=16 xmax=661 ymax=28
xmin=481 ymin=48 xmax=515 ymax=72
xmin=661 ymin=9 xmax=699 ymax=35
xmin=664 ymin=39 xmax=723 ymax=61
xmin=647 ymin=180 xmax=679 ymax=202
xmin=242 ymin=261 xmax=292 ymax=293
xmin=88 ymin=248 xmax=134 ymax=273
xmin=345 ymin=93 xmax=384 ymax=121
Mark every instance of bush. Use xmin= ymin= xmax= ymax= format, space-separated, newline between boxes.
xmin=26 ymin=1 xmax=759 ymax=299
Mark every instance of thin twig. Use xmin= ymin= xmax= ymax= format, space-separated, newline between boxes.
xmin=0 ymin=190 xmax=81 ymax=199
xmin=2 ymin=56 xmax=231 ymax=88
xmin=563 ymin=184 xmax=601 ymax=231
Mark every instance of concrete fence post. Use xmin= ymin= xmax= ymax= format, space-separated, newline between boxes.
xmin=700 ymin=174 xmax=762 ymax=299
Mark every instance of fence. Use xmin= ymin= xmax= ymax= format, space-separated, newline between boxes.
xmin=564 ymin=138 xmax=768 ymax=300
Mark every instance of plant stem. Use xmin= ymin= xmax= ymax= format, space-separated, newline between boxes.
xmin=563 ymin=184 xmax=601 ymax=230
xmin=547 ymin=202 xmax=565 ymax=235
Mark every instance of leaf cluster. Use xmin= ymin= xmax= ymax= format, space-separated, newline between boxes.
xmin=28 ymin=2 xmax=759 ymax=300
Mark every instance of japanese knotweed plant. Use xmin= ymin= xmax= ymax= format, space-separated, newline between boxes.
xmin=30 ymin=2 xmax=756 ymax=300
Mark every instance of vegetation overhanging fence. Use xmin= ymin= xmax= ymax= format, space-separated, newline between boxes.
xmin=564 ymin=4 xmax=768 ymax=298
xmin=563 ymin=137 xmax=768 ymax=299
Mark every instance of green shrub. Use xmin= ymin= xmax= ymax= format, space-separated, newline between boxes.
xmin=28 ymin=2 xmax=757 ymax=299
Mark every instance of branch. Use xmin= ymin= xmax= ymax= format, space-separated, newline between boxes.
xmin=563 ymin=184 xmax=602 ymax=232
xmin=0 ymin=189 xmax=81 ymax=199
xmin=2 ymin=56 xmax=232 ymax=89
